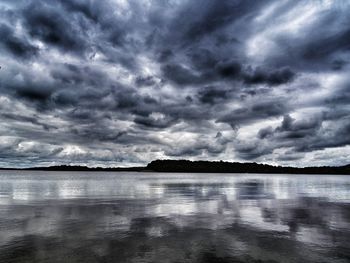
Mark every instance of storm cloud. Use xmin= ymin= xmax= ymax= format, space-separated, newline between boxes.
xmin=0 ymin=0 xmax=349 ymax=167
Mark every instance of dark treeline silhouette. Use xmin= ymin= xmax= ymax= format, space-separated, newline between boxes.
xmin=146 ymin=160 xmax=350 ymax=174
xmin=0 ymin=160 xmax=349 ymax=174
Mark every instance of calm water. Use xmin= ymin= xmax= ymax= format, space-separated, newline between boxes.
xmin=0 ymin=171 xmax=349 ymax=263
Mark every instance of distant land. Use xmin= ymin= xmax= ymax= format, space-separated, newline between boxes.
xmin=0 ymin=160 xmax=349 ymax=174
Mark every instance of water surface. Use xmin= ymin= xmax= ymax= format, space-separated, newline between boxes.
xmin=0 ymin=171 xmax=349 ymax=262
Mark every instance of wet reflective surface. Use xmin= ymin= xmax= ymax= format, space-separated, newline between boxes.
xmin=0 ymin=171 xmax=349 ymax=263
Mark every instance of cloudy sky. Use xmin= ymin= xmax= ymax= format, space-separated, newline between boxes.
xmin=0 ymin=0 xmax=349 ymax=167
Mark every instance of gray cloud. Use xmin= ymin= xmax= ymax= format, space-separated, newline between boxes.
xmin=0 ymin=23 xmax=38 ymax=59
xmin=0 ymin=0 xmax=349 ymax=167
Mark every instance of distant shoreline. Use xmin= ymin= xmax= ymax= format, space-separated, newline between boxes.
xmin=0 ymin=160 xmax=349 ymax=175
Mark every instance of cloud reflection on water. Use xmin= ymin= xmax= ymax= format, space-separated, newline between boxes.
xmin=0 ymin=171 xmax=349 ymax=262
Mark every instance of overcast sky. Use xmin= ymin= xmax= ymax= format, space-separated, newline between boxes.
xmin=0 ymin=0 xmax=349 ymax=167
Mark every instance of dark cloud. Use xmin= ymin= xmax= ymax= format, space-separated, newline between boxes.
xmin=236 ymin=114 xmax=350 ymax=160
xmin=258 ymin=126 xmax=274 ymax=139
xmin=162 ymin=63 xmax=202 ymax=85
xmin=197 ymin=86 xmax=230 ymax=105
xmin=172 ymin=0 xmax=271 ymax=46
xmin=302 ymin=28 xmax=350 ymax=62
xmin=264 ymin=4 xmax=350 ymax=72
xmin=22 ymin=1 xmax=88 ymax=54
xmin=16 ymin=88 xmax=52 ymax=103
xmin=59 ymin=0 xmax=104 ymax=22
xmin=0 ymin=0 xmax=349 ymax=166
xmin=135 ymin=76 xmax=157 ymax=87
xmin=243 ymin=67 xmax=295 ymax=86
xmin=0 ymin=113 xmax=57 ymax=131
xmin=234 ymin=141 xmax=274 ymax=160
xmin=0 ymin=23 xmax=38 ymax=59
xmin=275 ymin=115 xmax=322 ymax=139
xmin=217 ymin=100 xmax=289 ymax=129
xmin=188 ymin=48 xmax=220 ymax=71
xmin=134 ymin=114 xmax=178 ymax=129
xmin=216 ymin=61 xmax=242 ymax=79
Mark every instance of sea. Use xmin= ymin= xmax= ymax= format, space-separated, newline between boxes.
xmin=0 ymin=171 xmax=349 ymax=263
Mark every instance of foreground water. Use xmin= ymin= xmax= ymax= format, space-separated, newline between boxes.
xmin=0 ymin=171 xmax=349 ymax=263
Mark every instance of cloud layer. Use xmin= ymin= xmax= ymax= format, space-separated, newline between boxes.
xmin=0 ymin=0 xmax=349 ymax=167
